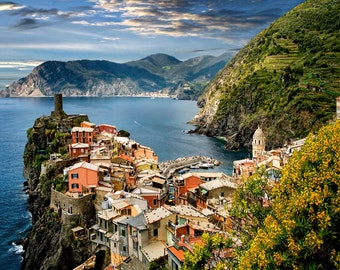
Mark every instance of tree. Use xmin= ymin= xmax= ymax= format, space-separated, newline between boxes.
xmin=182 ymin=232 xmax=233 ymax=270
xmin=118 ymin=129 xmax=130 ymax=137
xmin=237 ymin=120 xmax=340 ymax=269
xmin=229 ymin=166 xmax=276 ymax=264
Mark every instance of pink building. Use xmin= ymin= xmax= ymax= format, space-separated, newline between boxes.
xmin=66 ymin=161 xmax=101 ymax=193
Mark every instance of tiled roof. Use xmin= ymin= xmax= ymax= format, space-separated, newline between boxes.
xmin=72 ymin=127 xmax=94 ymax=132
xmin=142 ymin=241 xmax=167 ymax=262
xmin=144 ymin=206 xmax=172 ymax=224
xmin=165 ymin=205 xmax=205 ymax=218
xmin=71 ymin=142 xmax=89 ymax=148
xmin=98 ymin=209 xmax=119 ymax=220
xmin=67 ymin=161 xmax=99 ymax=171
xmin=168 ymin=246 xmax=185 ymax=262
xmin=200 ymin=179 xmax=237 ymax=191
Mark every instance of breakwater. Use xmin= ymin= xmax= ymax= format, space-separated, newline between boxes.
xmin=159 ymin=155 xmax=220 ymax=179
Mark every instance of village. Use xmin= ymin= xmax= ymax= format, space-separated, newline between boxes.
xmin=42 ymin=94 xmax=339 ymax=270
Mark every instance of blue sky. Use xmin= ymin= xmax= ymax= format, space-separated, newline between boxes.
xmin=0 ymin=0 xmax=304 ymax=85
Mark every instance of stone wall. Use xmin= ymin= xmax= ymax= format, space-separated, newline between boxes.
xmin=50 ymin=189 xmax=95 ymax=225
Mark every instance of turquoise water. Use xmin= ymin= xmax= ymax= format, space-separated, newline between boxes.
xmin=0 ymin=97 xmax=248 ymax=269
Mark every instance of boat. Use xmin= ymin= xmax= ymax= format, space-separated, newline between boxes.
xmin=199 ymin=162 xmax=214 ymax=169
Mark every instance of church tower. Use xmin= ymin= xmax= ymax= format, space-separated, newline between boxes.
xmin=252 ymin=126 xmax=266 ymax=159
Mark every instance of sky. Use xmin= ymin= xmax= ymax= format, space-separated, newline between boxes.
xmin=0 ymin=0 xmax=304 ymax=87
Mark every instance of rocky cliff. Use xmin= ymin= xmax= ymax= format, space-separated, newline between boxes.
xmin=1 ymin=53 xmax=232 ymax=100
xmin=22 ymin=111 xmax=95 ymax=269
xmin=191 ymin=0 xmax=340 ymax=150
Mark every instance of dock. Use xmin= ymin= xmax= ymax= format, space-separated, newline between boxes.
xmin=159 ymin=156 xmax=220 ymax=179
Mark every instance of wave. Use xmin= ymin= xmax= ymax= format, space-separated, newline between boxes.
xmin=134 ymin=120 xmax=143 ymax=126
xmin=9 ymin=242 xmax=24 ymax=255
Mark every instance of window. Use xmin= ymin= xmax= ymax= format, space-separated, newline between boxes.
xmin=153 ymin=229 xmax=158 ymax=237
xmin=153 ymin=199 xmax=157 ymax=206
xmin=81 ymin=148 xmax=84 ymax=153
xmin=71 ymin=173 xmax=78 ymax=179
xmin=121 ymin=229 xmax=126 ymax=236
xmin=71 ymin=183 xmax=79 ymax=189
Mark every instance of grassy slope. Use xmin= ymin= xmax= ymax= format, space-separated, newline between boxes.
xmin=202 ymin=0 xmax=340 ymax=149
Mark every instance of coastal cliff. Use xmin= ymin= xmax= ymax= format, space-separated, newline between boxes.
xmin=22 ymin=105 xmax=94 ymax=269
xmin=191 ymin=0 xmax=340 ymax=150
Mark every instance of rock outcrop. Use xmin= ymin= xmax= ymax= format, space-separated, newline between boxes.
xmin=21 ymin=109 xmax=94 ymax=269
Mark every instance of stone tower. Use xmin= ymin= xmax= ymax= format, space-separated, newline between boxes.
xmin=54 ymin=93 xmax=63 ymax=113
xmin=51 ymin=93 xmax=66 ymax=118
xmin=252 ymin=126 xmax=266 ymax=159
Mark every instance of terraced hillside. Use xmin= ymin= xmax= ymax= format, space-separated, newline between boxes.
xmin=192 ymin=0 xmax=340 ymax=150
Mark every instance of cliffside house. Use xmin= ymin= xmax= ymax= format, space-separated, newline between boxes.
xmin=69 ymin=142 xmax=90 ymax=161
xmin=165 ymin=205 xmax=218 ymax=270
xmin=97 ymin=124 xmax=118 ymax=135
xmin=173 ymin=172 xmax=204 ymax=205
xmin=80 ymin=121 xmax=96 ymax=129
xmin=188 ymin=176 xmax=237 ymax=209
xmin=131 ymin=186 xmax=166 ymax=209
xmin=71 ymin=126 xmax=94 ymax=144
xmin=133 ymin=145 xmax=158 ymax=162
xmin=65 ymin=161 xmax=101 ymax=193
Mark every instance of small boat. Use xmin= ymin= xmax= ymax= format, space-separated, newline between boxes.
xmin=199 ymin=162 xmax=214 ymax=169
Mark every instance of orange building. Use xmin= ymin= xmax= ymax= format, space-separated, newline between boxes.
xmin=133 ymin=146 xmax=158 ymax=162
xmin=80 ymin=121 xmax=96 ymax=129
xmin=71 ymin=127 xmax=94 ymax=144
xmin=173 ymin=173 xmax=204 ymax=205
xmin=66 ymin=161 xmax=101 ymax=193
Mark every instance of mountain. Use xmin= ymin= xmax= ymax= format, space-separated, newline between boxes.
xmin=0 ymin=53 xmax=232 ymax=100
xmin=191 ymin=0 xmax=340 ymax=150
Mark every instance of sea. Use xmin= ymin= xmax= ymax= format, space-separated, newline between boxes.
xmin=0 ymin=96 xmax=248 ymax=269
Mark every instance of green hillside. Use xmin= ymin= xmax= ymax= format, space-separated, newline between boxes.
xmin=194 ymin=0 xmax=340 ymax=149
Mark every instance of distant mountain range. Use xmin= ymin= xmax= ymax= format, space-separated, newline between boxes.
xmin=0 ymin=53 xmax=232 ymax=100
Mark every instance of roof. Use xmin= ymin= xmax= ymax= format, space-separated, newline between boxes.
xmin=71 ymin=226 xmax=85 ymax=233
xmin=72 ymin=127 xmax=94 ymax=132
xmin=200 ymin=179 xmax=237 ymax=191
xmin=71 ymin=142 xmax=89 ymax=148
xmin=67 ymin=161 xmax=99 ymax=172
xmin=98 ymin=209 xmax=119 ymax=220
xmin=144 ymin=206 xmax=172 ymax=224
xmin=165 ymin=205 xmax=205 ymax=218
xmin=168 ymin=246 xmax=185 ymax=262
xmin=125 ymin=212 xmax=147 ymax=229
xmin=253 ymin=126 xmax=265 ymax=140
xmin=142 ymin=241 xmax=167 ymax=262
xmin=132 ymin=186 xmax=162 ymax=195
xmin=113 ymin=200 xmax=130 ymax=210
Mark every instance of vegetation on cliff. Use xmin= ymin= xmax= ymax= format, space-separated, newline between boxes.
xmin=184 ymin=120 xmax=340 ymax=269
xmin=193 ymin=0 xmax=340 ymax=150
xmin=22 ymin=113 xmax=94 ymax=269
xmin=235 ymin=120 xmax=340 ymax=269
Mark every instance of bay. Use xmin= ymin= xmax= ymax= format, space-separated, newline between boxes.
xmin=0 ymin=97 xmax=248 ymax=269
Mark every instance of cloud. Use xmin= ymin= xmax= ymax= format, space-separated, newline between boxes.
xmin=0 ymin=2 xmax=24 ymax=11
xmin=12 ymin=18 xmax=43 ymax=30
xmin=88 ymin=0 xmax=286 ymax=41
